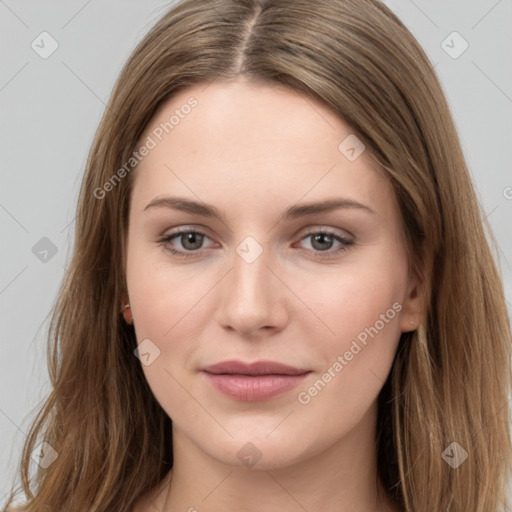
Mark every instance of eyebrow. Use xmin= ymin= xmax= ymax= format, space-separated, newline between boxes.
xmin=143 ymin=196 xmax=375 ymax=221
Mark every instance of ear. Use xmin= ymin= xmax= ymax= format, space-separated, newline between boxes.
xmin=399 ymin=268 xmax=426 ymax=333
xmin=120 ymin=293 xmax=133 ymax=324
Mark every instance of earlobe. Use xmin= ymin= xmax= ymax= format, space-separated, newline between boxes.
xmin=399 ymin=275 xmax=426 ymax=333
xmin=120 ymin=295 xmax=133 ymax=324
xmin=122 ymin=303 xmax=133 ymax=324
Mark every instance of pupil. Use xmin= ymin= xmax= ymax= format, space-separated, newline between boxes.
xmin=184 ymin=232 xmax=202 ymax=250
xmin=313 ymin=233 xmax=332 ymax=251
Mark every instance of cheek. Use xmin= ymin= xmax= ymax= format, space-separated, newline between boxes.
xmin=126 ymin=261 xmax=207 ymax=355
xmin=308 ymin=251 xmax=407 ymax=349
xmin=294 ymin=252 xmax=406 ymax=409
xmin=126 ymin=233 xmax=207 ymax=332
xmin=125 ymin=264 xmax=208 ymax=419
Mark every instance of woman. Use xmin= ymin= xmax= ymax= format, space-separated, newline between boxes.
xmin=3 ymin=0 xmax=511 ymax=510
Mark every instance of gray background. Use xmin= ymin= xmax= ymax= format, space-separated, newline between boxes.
xmin=1 ymin=0 xmax=511 ymax=505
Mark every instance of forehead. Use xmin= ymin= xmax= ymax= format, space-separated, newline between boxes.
xmin=131 ymin=78 xmax=392 ymax=218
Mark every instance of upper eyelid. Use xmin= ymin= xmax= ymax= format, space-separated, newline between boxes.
xmin=159 ymin=225 xmax=354 ymax=248
xmin=160 ymin=224 xmax=353 ymax=239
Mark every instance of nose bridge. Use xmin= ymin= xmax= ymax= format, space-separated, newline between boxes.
xmin=231 ymin=234 xmax=273 ymax=305
xmin=215 ymin=234 xmax=287 ymax=335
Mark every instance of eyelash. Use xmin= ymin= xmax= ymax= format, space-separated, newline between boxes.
xmin=157 ymin=227 xmax=354 ymax=260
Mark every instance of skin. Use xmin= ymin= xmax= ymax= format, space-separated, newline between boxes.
xmin=125 ymin=77 xmax=423 ymax=512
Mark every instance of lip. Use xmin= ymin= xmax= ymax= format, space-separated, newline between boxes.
xmin=201 ymin=359 xmax=311 ymax=401
xmin=202 ymin=359 xmax=310 ymax=376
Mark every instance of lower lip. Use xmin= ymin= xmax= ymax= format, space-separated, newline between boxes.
xmin=202 ymin=372 xmax=310 ymax=401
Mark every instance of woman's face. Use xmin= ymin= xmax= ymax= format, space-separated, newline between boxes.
xmin=125 ymin=78 xmax=422 ymax=470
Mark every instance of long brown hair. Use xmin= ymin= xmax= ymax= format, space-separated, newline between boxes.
xmin=3 ymin=0 xmax=511 ymax=510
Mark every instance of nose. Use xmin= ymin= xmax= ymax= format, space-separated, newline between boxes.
xmin=214 ymin=240 xmax=289 ymax=338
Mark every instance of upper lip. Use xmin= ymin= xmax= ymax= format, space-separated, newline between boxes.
xmin=201 ymin=360 xmax=310 ymax=376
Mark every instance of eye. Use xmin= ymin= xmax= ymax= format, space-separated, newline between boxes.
xmin=295 ymin=229 xmax=354 ymax=258
xmin=157 ymin=227 xmax=215 ymax=259
xmin=157 ymin=227 xmax=355 ymax=259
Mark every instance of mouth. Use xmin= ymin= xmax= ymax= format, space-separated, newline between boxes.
xmin=201 ymin=359 xmax=312 ymax=401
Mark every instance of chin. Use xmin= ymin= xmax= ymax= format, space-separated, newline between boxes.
xmin=198 ymin=428 xmax=317 ymax=471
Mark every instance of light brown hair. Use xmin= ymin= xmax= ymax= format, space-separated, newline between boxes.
xmin=3 ymin=0 xmax=511 ymax=510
